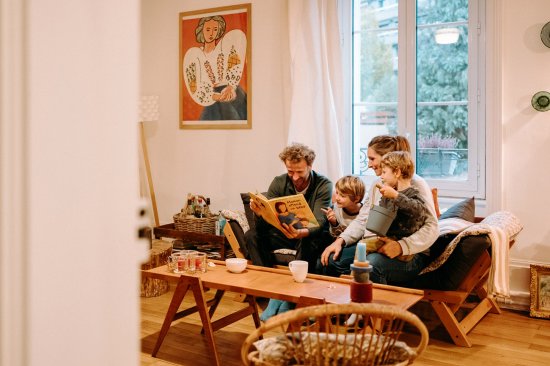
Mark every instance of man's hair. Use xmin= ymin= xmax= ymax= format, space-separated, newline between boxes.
xmin=380 ymin=151 xmax=415 ymax=179
xmin=335 ymin=175 xmax=366 ymax=203
xmin=368 ymin=135 xmax=411 ymax=156
xmin=279 ymin=143 xmax=316 ymax=166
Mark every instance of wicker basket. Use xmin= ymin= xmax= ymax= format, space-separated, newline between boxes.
xmin=173 ymin=212 xmax=217 ymax=234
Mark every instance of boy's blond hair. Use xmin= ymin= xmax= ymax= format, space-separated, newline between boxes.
xmin=380 ymin=151 xmax=415 ymax=179
xmin=335 ymin=175 xmax=365 ymax=203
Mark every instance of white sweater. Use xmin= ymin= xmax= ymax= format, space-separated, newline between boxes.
xmin=338 ymin=175 xmax=439 ymax=256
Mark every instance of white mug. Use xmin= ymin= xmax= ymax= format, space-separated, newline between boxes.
xmin=289 ymin=260 xmax=308 ymax=283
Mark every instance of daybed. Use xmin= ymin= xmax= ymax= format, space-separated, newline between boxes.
xmin=223 ymin=193 xmax=522 ymax=347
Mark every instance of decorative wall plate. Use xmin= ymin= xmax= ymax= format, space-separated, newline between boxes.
xmin=541 ymin=22 xmax=550 ymax=48
xmin=532 ymin=91 xmax=550 ymax=112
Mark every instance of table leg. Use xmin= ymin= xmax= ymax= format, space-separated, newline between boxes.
xmin=152 ymin=276 xmax=190 ymax=357
xmin=246 ymin=296 xmax=261 ymax=329
xmin=188 ymin=277 xmax=222 ymax=366
xmin=201 ymin=289 xmax=225 ymax=335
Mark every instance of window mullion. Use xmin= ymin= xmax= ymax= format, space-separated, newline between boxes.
xmin=401 ymin=0 xmax=417 ymax=146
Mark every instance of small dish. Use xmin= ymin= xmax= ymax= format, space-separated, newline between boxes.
xmin=225 ymin=258 xmax=247 ymax=273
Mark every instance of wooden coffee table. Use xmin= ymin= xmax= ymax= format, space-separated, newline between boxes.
xmin=143 ymin=260 xmax=424 ymax=366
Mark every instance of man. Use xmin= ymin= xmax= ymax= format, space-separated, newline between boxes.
xmin=244 ymin=143 xmax=333 ymax=271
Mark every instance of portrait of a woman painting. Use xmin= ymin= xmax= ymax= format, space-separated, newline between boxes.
xmin=179 ymin=4 xmax=251 ymax=129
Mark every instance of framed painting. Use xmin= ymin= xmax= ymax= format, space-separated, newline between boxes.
xmin=530 ymin=264 xmax=550 ymax=319
xmin=179 ymin=4 xmax=251 ymax=129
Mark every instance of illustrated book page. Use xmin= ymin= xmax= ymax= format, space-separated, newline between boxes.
xmin=248 ymin=192 xmax=319 ymax=233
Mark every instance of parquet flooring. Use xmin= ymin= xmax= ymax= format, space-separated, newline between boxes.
xmin=140 ymin=287 xmax=550 ymax=366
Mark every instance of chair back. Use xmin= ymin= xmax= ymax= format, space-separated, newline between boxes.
xmin=431 ymin=188 xmax=440 ymax=218
xmin=242 ymin=303 xmax=428 ymax=366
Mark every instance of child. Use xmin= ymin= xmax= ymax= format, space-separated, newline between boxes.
xmin=260 ymin=176 xmax=365 ymax=322
xmin=322 ymin=175 xmax=366 ymax=238
xmin=376 ymin=151 xmax=430 ymax=261
xmin=318 ymin=175 xmax=366 ymax=276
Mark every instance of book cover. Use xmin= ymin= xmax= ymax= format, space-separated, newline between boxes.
xmin=249 ymin=192 xmax=319 ymax=234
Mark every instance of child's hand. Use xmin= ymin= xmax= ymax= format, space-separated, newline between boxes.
xmin=379 ymin=184 xmax=399 ymax=199
xmin=321 ymin=207 xmax=337 ymax=226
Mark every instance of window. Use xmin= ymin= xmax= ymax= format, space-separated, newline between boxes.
xmin=348 ymin=0 xmax=486 ymax=198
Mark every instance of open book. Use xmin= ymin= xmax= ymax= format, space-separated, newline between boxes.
xmin=249 ymin=192 xmax=319 ymax=233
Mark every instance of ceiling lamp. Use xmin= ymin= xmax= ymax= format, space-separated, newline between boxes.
xmin=435 ymin=28 xmax=460 ymax=45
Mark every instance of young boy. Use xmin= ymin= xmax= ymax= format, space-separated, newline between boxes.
xmin=322 ymin=175 xmax=366 ymax=238
xmin=317 ymin=175 xmax=366 ymax=277
xmin=376 ymin=151 xmax=430 ymax=261
xmin=260 ymin=176 xmax=365 ymax=321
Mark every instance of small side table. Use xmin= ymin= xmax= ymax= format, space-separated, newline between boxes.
xmin=153 ymin=223 xmax=227 ymax=259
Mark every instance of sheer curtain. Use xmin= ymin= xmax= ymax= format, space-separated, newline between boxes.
xmin=287 ymin=0 xmax=344 ymax=183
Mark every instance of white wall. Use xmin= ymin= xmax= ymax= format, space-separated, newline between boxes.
xmin=500 ymin=0 xmax=550 ymax=304
xmin=141 ymin=0 xmax=289 ymax=221
xmin=142 ymin=0 xmax=550 ymax=305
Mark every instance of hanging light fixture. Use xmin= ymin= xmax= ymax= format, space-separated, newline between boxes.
xmin=435 ymin=28 xmax=460 ymax=44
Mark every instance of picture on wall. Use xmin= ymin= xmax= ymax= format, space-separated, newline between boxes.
xmin=530 ymin=264 xmax=550 ymax=319
xmin=179 ymin=4 xmax=251 ymax=129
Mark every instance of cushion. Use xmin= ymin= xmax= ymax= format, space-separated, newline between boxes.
xmin=438 ymin=217 xmax=474 ymax=235
xmin=240 ymin=193 xmax=256 ymax=232
xmin=439 ymin=196 xmax=475 ymax=221
xmin=252 ymin=332 xmax=415 ymax=366
xmin=272 ymin=248 xmax=297 ymax=265
xmin=409 ymin=233 xmax=491 ymax=290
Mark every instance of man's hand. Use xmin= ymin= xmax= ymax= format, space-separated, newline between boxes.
xmin=376 ymin=237 xmax=403 ymax=258
xmin=249 ymin=198 xmax=262 ymax=216
xmin=320 ymin=238 xmax=344 ymax=266
xmin=280 ymin=223 xmax=307 ymax=240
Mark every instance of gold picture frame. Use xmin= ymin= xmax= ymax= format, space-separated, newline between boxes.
xmin=529 ymin=264 xmax=550 ymax=319
xmin=179 ymin=4 xmax=251 ymax=130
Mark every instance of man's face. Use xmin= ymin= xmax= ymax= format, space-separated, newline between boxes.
xmin=285 ymin=159 xmax=311 ymax=191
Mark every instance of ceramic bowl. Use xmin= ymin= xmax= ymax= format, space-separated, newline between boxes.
xmin=225 ymin=258 xmax=248 ymax=273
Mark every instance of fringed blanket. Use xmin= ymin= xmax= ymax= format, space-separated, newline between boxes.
xmin=420 ymin=211 xmax=522 ymax=299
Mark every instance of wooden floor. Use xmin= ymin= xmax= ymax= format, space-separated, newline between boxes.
xmin=141 ymin=286 xmax=550 ymax=366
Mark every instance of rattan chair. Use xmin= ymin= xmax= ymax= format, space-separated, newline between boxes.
xmin=241 ymin=303 xmax=428 ymax=366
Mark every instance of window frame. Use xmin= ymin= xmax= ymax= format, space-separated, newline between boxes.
xmin=342 ymin=0 xmax=492 ymax=203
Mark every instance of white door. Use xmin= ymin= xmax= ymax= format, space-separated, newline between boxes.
xmin=0 ymin=0 xmax=147 ymax=365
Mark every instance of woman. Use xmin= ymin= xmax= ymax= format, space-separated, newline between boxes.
xmin=319 ymin=135 xmax=439 ymax=285
xmin=183 ymin=15 xmax=247 ymax=120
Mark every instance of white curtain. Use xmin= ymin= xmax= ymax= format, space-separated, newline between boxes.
xmin=287 ymin=0 xmax=344 ymax=183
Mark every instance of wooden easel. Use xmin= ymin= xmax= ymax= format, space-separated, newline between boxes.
xmin=140 ymin=121 xmax=159 ymax=226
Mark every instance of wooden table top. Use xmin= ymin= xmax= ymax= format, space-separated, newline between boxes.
xmin=143 ymin=260 xmax=423 ymax=310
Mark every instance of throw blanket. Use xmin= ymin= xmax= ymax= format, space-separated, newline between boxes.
xmin=486 ymin=225 xmax=509 ymax=298
xmin=420 ymin=220 xmax=511 ymax=298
